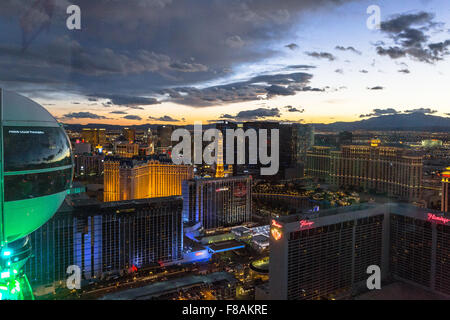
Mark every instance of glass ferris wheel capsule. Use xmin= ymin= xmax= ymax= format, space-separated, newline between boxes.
xmin=0 ymin=88 xmax=74 ymax=299
xmin=0 ymin=88 xmax=73 ymax=244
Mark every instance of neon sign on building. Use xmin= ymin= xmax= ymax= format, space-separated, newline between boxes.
xmin=271 ymin=219 xmax=282 ymax=229
xmin=271 ymin=219 xmax=283 ymax=240
xmin=300 ymin=220 xmax=314 ymax=228
xmin=271 ymin=227 xmax=282 ymax=241
xmin=427 ymin=213 xmax=450 ymax=225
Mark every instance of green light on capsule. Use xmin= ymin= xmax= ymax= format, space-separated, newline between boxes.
xmin=2 ymin=250 xmax=11 ymax=257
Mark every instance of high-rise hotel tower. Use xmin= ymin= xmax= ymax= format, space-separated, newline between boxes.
xmin=104 ymin=160 xmax=193 ymax=202
xmin=306 ymin=144 xmax=423 ymax=202
xmin=442 ymin=167 xmax=450 ymax=213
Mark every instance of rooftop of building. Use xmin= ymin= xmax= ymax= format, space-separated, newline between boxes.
xmin=99 ymin=272 xmax=237 ymax=300
xmin=62 ymin=195 xmax=183 ymax=214
xmin=354 ymin=281 xmax=448 ymax=300
xmin=252 ymin=234 xmax=269 ymax=244
xmin=187 ymin=175 xmax=251 ymax=182
xmin=231 ymin=226 xmax=250 ymax=234
xmin=276 ymin=202 xmax=448 ymax=225
xmin=206 ymin=239 xmax=245 ymax=253
xmin=104 ymin=155 xmax=178 ymax=167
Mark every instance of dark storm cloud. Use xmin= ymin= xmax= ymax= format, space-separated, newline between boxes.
xmin=266 ymin=85 xmax=296 ymax=96
xmin=305 ymin=51 xmax=336 ymax=61
xmin=360 ymin=107 xmax=437 ymax=118
xmin=359 ymin=69 xmax=369 ymax=73
xmin=110 ymin=110 xmax=128 ymax=114
xmin=148 ymin=115 xmax=180 ymax=122
xmin=335 ymin=46 xmax=361 ymax=55
xmin=89 ymin=94 xmax=160 ymax=107
xmin=376 ymin=12 xmax=450 ymax=63
xmin=123 ymin=115 xmax=142 ymax=120
xmin=380 ymin=12 xmax=435 ymax=33
xmin=285 ymin=43 xmax=299 ymax=50
xmin=287 ymin=65 xmax=316 ymax=70
xmin=285 ymin=106 xmax=304 ymax=113
xmin=367 ymin=86 xmax=384 ymax=90
xmin=220 ymin=107 xmax=281 ymax=120
xmin=161 ymin=72 xmax=319 ymax=107
xmin=63 ymin=112 xmax=109 ymax=119
xmin=404 ymin=108 xmax=437 ymax=114
xmin=398 ymin=68 xmax=410 ymax=74
xmin=360 ymin=108 xmax=399 ymax=118
xmin=169 ymin=62 xmax=209 ymax=73
xmin=0 ymin=0 xmax=355 ymax=100
xmin=225 ymin=35 xmax=246 ymax=49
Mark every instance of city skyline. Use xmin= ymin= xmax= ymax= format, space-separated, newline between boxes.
xmin=1 ymin=0 xmax=450 ymax=125
xmin=1 ymin=0 xmax=450 ymax=304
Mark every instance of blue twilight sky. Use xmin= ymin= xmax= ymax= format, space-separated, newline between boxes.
xmin=0 ymin=0 xmax=449 ymax=125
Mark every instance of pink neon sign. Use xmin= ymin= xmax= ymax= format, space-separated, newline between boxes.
xmin=271 ymin=219 xmax=283 ymax=229
xmin=300 ymin=220 xmax=314 ymax=228
xmin=427 ymin=213 xmax=450 ymax=225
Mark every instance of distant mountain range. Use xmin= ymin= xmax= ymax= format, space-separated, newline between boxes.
xmin=312 ymin=113 xmax=450 ymax=132
xmin=62 ymin=113 xmax=450 ymax=132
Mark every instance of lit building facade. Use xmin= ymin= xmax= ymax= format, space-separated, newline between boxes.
xmin=24 ymin=196 xmax=183 ymax=289
xmin=269 ymin=203 xmax=450 ymax=300
xmin=182 ymin=176 xmax=252 ymax=230
xmin=305 ymin=146 xmax=332 ymax=181
xmin=306 ymin=144 xmax=423 ymax=201
xmin=156 ymin=125 xmax=175 ymax=154
xmin=442 ymin=167 xmax=450 ymax=212
xmin=104 ymin=160 xmax=193 ymax=202
xmin=73 ymin=142 xmax=92 ymax=154
xmin=81 ymin=128 xmax=106 ymax=147
xmin=330 ymin=146 xmax=422 ymax=201
xmin=115 ymin=142 xmax=139 ymax=158
xmin=218 ymin=121 xmax=313 ymax=180
xmin=74 ymin=154 xmax=104 ymax=177
xmin=123 ymin=127 xmax=136 ymax=143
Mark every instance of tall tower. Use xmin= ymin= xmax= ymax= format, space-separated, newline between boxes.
xmin=442 ymin=167 xmax=450 ymax=212
xmin=215 ymin=133 xmax=224 ymax=178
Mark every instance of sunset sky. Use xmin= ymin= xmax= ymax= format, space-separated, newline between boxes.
xmin=1 ymin=0 xmax=449 ymax=125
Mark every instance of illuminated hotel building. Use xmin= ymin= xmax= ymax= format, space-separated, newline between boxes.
xmin=330 ymin=145 xmax=422 ymax=201
xmin=74 ymin=153 xmax=105 ymax=177
xmin=215 ymin=134 xmax=225 ymax=178
xmin=305 ymin=146 xmax=332 ymax=181
xmin=123 ymin=127 xmax=136 ymax=143
xmin=269 ymin=203 xmax=450 ymax=300
xmin=81 ymin=128 xmax=106 ymax=146
xmin=182 ymin=176 xmax=252 ymax=230
xmin=24 ymin=196 xmax=183 ymax=289
xmin=306 ymin=144 xmax=422 ymax=201
xmin=115 ymin=142 xmax=139 ymax=158
xmin=156 ymin=125 xmax=175 ymax=154
xmin=104 ymin=160 xmax=193 ymax=202
xmin=442 ymin=167 xmax=450 ymax=212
